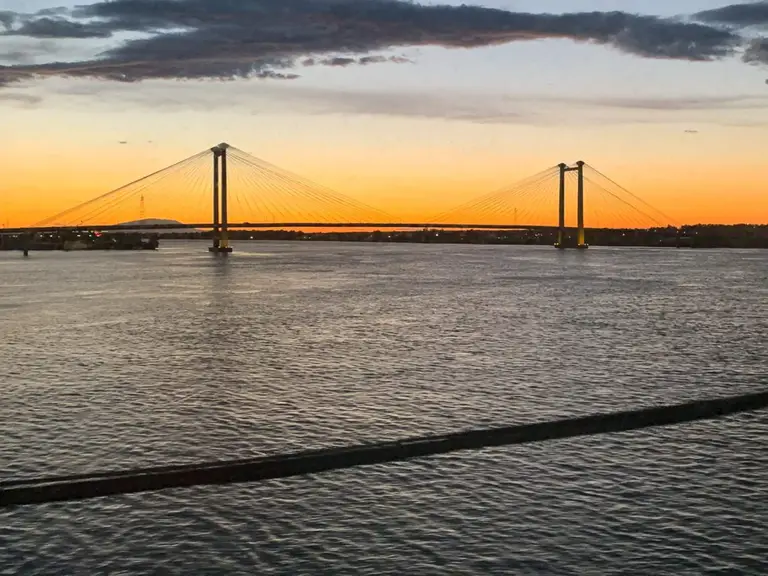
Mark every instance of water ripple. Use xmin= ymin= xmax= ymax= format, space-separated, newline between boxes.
xmin=0 ymin=243 xmax=766 ymax=574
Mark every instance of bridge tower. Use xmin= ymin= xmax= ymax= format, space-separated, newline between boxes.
xmin=554 ymin=161 xmax=588 ymax=250
xmin=209 ymin=143 xmax=233 ymax=254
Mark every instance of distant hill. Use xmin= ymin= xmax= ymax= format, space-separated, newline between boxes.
xmin=116 ymin=218 xmax=201 ymax=233
xmin=118 ymin=218 xmax=184 ymax=227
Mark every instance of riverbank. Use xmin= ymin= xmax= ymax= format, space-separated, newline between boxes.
xmin=162 ymin=225 xmax=768 ymax=249
xmin=0 ymin=232 xmax=159 ymax=251
xmin=3 ymin=225 xmax=766 ymax=250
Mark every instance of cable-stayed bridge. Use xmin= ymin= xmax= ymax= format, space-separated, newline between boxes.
xmin=3 ymin=142 xmax=675 ymax=252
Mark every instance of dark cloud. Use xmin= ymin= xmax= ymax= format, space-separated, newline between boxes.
xmin=745 ymin=37 xmax=768 ymax=64
xmin=0 ymin=0 xmax=746 ymax=86
xmin=0 ymin=51 xmax=27 ymax=63
xmin=0 ymin=11 xmax=16 ymax=30
xmin=695 ymin=2 xmax=768 ymax=27
xmin=695 ymin=2 xmax=768 ymax=68
xmin=360 ymin=55 xmax=413 ymax=65
xmin=303 ymin=55 xmax=413 ymax=67
xmin=8 ymin=17 xmax=114 ymax=39
xmin=36 ymin=7 xmax=73 ymax=17
xmin=0 ymin=39 xmax=59 ymax=65
xmin=0 ymin=7 xmax=84 ymax=34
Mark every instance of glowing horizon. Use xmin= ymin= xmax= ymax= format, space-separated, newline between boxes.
xmin=2 ymin=133 xmax=765 ymax=229
xmin=2 ymin=0 xmax=768 ymax=228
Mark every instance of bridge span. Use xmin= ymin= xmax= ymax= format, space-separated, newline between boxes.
xmin=6 ymin=142 xmax=675 ymax=253
xmin=1 ymin=222 xmax=562 ymax=236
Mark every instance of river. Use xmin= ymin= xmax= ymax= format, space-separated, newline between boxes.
xmin=1 ymin=241 xmax=766 ymax=575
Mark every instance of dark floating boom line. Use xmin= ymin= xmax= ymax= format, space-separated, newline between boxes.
xmin=1 ymin=389 xmax=766 ymax=508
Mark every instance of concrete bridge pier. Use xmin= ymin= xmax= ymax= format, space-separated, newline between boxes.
xmin=554 ymin=161 xmax=589 ymax=250
xmin=209 ymin=143 xmax=233 ymax=254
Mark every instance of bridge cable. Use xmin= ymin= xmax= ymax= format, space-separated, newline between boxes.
xmin=476 ymin=174 xmax=556 ymax=223
xmin=1 ymin=389 xmax=766 ymax=508
xmin=583 ymin=176 xmax=667 ymax=228
xmin=33 ymin=150 xmax=210 ymax=228
xmin=427 ymin=166 xmax=559 ymax=225
xmin=582 ymin=172 xmax=647 ymax=229
xmin=229 ymin=153 xmax=375 ymax=224
xmin=507 ymin=173 xmax=559 ymax=225
xmin=61 ymin=160 xmax=196 ymax=227
xmin=72 ymin=158 xmax=203 ymax=226
xmin=426 ymin=167 xmax=558 ymax=224
xmin=235 ymin=162 xmax=309 ymax=224
xmin=584 ymin=164 xmax=678 ymax=226
xmin=231 ymin=147 xmax=394 ymax=220
xmin=228 ymin=148 xmax=395 ymax=223
xmin=229 ymin=156 xmax=299 ymax=222
xmin=231 ymin=160 xmax=280 ymax=222
xmin=228 ymin=167 xmax=266 ymax=223
xmin=586 ymin=181 xmax=627 ymax=229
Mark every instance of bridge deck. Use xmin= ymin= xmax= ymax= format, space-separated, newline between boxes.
xmin=1 ymin=222 xmax=567 ymax=235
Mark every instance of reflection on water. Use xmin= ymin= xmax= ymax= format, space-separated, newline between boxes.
xmin=1 ymin=241 xmax=766 ymax=575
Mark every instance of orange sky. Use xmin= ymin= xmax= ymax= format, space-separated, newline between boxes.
xmin=2 ymin=1 xmax=768 ymax=228
xmin=2 ymin=66 xmax=768 ymax=229
xmin=2 ymin=110 xmax=766 ymax=229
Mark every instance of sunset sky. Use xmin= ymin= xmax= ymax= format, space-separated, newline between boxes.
xmin=1 ymin=0 xmax=768 ymax=227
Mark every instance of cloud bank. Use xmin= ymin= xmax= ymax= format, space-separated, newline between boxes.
xmin=0 ymin=0 xmax=761 ymax=86
xmin=696 ymin=2 xmax=768 ymax=28
xmin=9 ymin=74 xmax=768 ymax=129
xmin=695 ymin=1 xmax=768 ymax=65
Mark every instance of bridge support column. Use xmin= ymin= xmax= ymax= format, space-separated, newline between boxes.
xmin=576 ymin=161 xmax=588 ymax=249
xmin=220 ymin=145 xmax=231 ymax=251
xmin=211 ymin=147 xmax=220 ymax=249
xmin=553 ymin=161 xmax=589 ymax=250
xmin=556 ymin=163 xmax=567 ymax=249
xmin=208 ymin=142 xmax=233 ymax=254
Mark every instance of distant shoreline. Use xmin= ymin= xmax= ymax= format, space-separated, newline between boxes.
xmin=155 ymin=227 xmax=767 ymax=250
xmin=2 ymin=225 xmax=766 ymax=251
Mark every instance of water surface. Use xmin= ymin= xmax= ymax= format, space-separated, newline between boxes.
xmin=1 ymin=242 xmax=766 ymax=575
